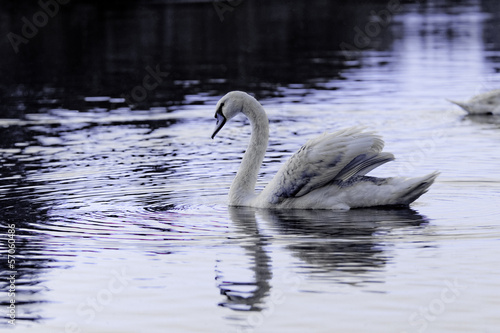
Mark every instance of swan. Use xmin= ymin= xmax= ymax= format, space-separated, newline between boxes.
xmin=448 ymin=89 xmax=500 ymax=115
xmin=211 ymin=91 xmax=438 ymax=209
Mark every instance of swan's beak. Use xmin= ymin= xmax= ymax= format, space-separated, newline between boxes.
xmin=211 ymin=110 xmax=227 ymax=139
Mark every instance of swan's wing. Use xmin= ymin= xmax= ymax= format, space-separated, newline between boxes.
xmin=264 ymin=127 xmax=394 ymax=204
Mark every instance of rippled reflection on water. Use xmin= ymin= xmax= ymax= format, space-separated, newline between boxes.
xmin=1 ymin=1 xmax=500 ymax=332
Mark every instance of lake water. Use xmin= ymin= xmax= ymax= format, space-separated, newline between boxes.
xmin=1 ymin=0 xmax=500 ymax=332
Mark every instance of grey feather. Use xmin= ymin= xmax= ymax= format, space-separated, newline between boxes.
xmin=335 ymin=152 xmax=395 ymax=181
xmin=264 ymin=127 xmax=394 ymax=203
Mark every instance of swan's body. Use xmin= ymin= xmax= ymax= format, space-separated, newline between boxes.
xmin=448 ymin=89 xmax=500 ymax=115
xmin=212 ymin=91 xmax=438 ymax=210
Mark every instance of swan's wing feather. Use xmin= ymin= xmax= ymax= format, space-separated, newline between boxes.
xmin=264 ymin=127 xmax=392 ymax=204
xmin=335 ymin=152 xmax=394 ymax=181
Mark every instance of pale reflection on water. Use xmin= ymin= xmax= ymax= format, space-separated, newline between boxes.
xmin=218 ymin=207 xmax=429 ymax=313
xmin=1 ymin=0 xmax=500 ymax=332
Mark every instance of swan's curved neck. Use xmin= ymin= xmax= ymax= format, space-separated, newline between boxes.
xmin=229 ymin=99 xmax=269 ymax=206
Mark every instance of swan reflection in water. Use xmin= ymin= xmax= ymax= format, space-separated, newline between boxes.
xmin=217 ymin=207 xmax=429 ymax=312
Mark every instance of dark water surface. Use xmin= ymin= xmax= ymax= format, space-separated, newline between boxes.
xmin=1 ymin=1 xmax=500 ymax=332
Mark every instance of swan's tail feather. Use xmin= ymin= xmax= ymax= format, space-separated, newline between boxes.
xmin=447 ymin=99 xmax=470 ymax=112
xmin=397 ymin=171 xmax=439 ymax=205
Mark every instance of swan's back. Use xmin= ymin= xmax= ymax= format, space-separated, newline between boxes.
xmin=448 ymin=89 xmax=500 ymax=114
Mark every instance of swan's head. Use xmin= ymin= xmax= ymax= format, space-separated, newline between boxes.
xmin=211 ymin=91 xmax=254 ymax=139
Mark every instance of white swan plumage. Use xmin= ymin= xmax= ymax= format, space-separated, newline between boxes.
xmin=212 ymin=91 xmax=438 ymax=210
xmin=448 ymin=89 xmax=500 ymax=115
